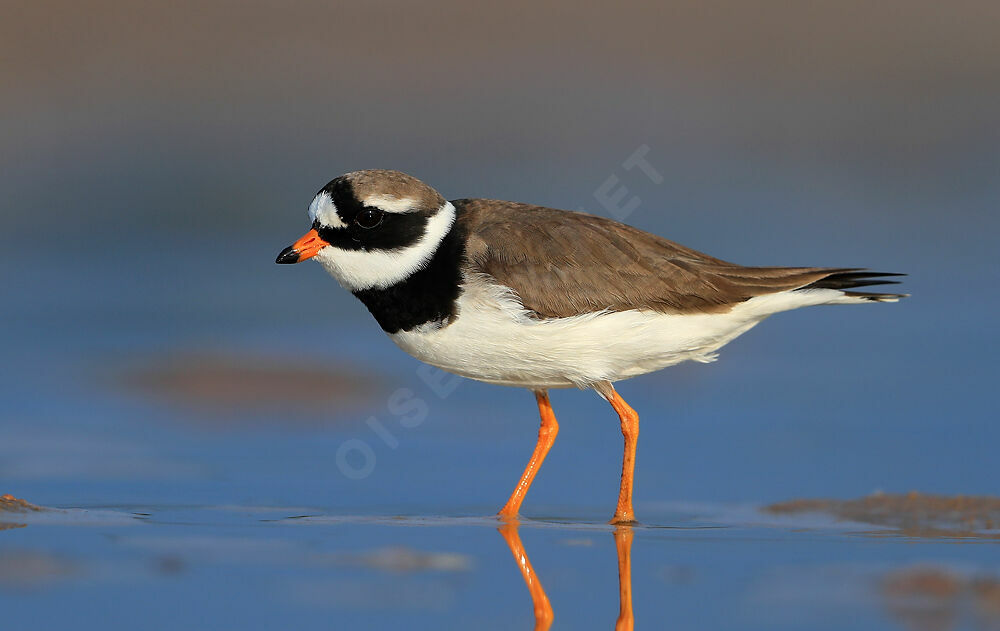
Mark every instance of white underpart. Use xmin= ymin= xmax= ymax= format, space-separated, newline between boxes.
xmin=362 ymin=194 xmax=418 ymax=213
xmin=312 ymin=201 xmax=456 ymax=291
xmin=308 ymin=192 xmax=345 ymax=228
xmin=390 ymin=280 xmax=886 ymax=389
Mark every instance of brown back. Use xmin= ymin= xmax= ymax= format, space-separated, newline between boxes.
xmin=457 ymin=198 xmax=847 ymax=318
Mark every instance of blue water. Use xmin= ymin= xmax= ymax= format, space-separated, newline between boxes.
xmin=5 ymin=1 xmax=1000 ymax=625
xmin=4 ymin=505 xmax=1000 ymax=630
xmin=3 ymin=166 xmax=1000 ymax=628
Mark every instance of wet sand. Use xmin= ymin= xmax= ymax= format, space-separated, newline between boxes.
xmin=765 ymin=492 xmax=1000 ymax=538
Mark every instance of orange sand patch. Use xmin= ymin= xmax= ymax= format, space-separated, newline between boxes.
xmin=118 ymin=352 xmax=381 ymax=423
xmin=0 ymin=494 xmax=42 ymax=513
xmin=883 ymin=567 xmax=1000 ymax=629
xmin=764 ymin=491 xmax=1000 ymax=538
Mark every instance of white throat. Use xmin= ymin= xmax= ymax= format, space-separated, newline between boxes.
xmin=312 ymin=201 xmax=456 ymax=291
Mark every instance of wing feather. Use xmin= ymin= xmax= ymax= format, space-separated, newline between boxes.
xmin=455 ymin=199 xmax=857 ymax=318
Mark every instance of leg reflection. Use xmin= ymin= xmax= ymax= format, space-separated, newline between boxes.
xmin=499 ymin=522 xmax=554 ymax=630
xmin=498 ymin=522 xmax=637 ymax=631
xmin=614 ymin=525 xmax=635 ymax=631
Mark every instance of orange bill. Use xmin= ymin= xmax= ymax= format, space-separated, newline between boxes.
xmin=275 ymin=229 xmax=329 ymax=264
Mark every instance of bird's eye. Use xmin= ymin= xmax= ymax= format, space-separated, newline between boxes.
xmin=355 ymin=208 xmax=383 ymax=229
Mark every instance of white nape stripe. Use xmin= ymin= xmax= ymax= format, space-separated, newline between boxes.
xmin=363 ymin=194 xmax=418 ymax=213
xmin=313 ymin=201 xmax=456 ymax=291
xmin=308 ymin=192 xmax=345 ymax=228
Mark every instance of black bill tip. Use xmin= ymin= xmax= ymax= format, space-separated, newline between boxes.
xmin=275 ymin=246 xmax=300 ymax=264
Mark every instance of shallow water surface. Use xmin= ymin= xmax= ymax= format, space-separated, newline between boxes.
xmin=4 ymin=2 xmax=1000 ymax=626
xmin=4 ymin=499 xmax=1000 ymax=630
xmin=2 ymin=229 xmax=999 ymax=629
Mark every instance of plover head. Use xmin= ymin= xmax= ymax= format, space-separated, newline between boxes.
xmin=276 ymin=169 xmax=455 ymax=291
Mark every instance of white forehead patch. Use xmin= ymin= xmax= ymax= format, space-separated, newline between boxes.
xmin=308 ymin=192 xmax=346 ymax=228
xmin=313 ymin=201 xmax=456 ymax=291
xmin=363 ymin=194 xmax=418 ymax=214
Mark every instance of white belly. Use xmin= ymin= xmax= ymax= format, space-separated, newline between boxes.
xmin=389 ymin=278 xmax=845 ymax=389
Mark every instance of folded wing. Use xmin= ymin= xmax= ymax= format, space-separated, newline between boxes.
xmin=456 ymin=199 xmax=904 ymax=318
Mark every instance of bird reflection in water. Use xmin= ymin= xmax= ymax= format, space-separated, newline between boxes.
xmin=498 ymin=522 xmax=635 ymax=630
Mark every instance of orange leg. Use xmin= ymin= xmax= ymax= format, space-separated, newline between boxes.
xmin=499 ymin=523 xmax=554 ymax=630
xmin=614 ymin=526 xmax=635 ymax=631
xmin=603 ymin=384 xmax=640 ymax=524
xmin=498 ymin=390 xmax=559 ymax=519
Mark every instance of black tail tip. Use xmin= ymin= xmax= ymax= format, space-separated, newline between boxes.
xmin=805 ymin=270 xmax=908 ymax=292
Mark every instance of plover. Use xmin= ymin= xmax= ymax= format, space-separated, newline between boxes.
xmin=276 ymin=169 xmax=906 ymax=523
